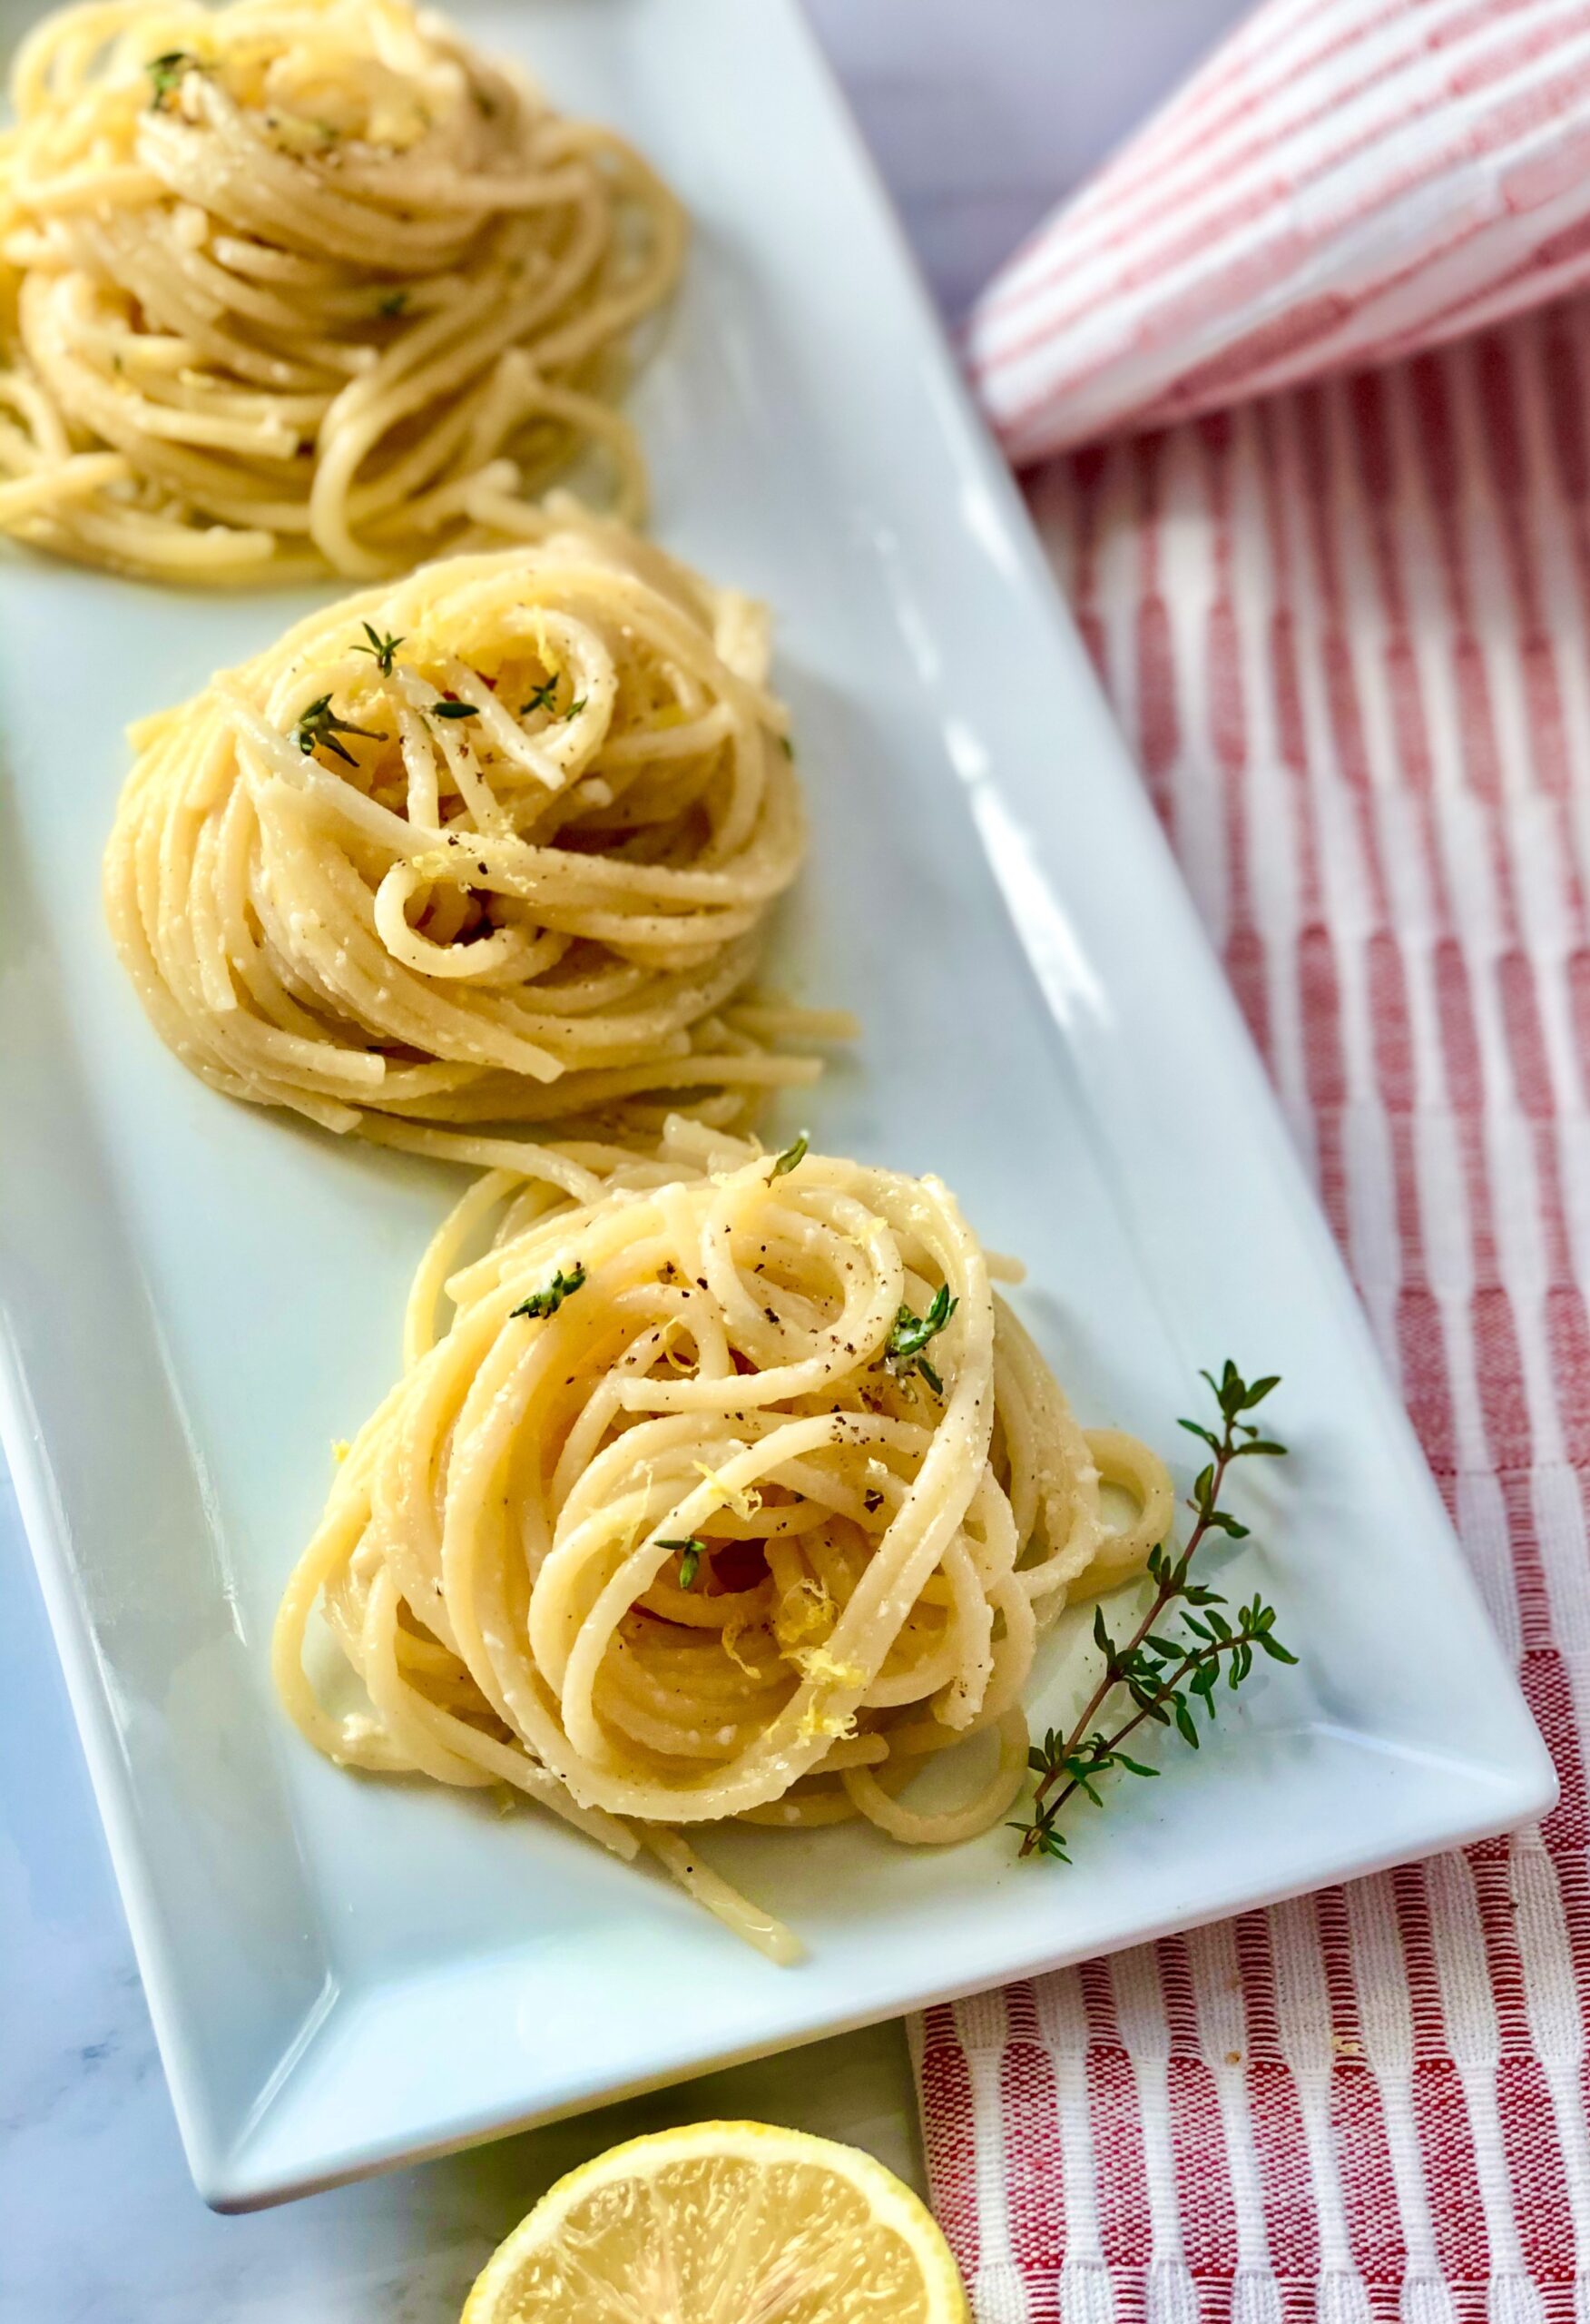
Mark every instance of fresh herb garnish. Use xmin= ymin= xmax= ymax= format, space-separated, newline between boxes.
xmin=884 ymin=1284 xmax=957 ymax=1395
xmin=779 ymin=734 xmax=794 ymax=759
xmin=147 ymin=50 xmax=203 ymax=108
xmin=659 ymin=1537 xmax=706 ymax=1590
xmin=564 ymin=694 xmax=587 ymax=719
xmin=377 ymin=290 xmax=408 ymax=318
xmin=1012 ymin=1361 xmax=1294 ymax=1863
xmin=770 ymin=1131 xmax=808 ymax=1177
xmin=521 ymin=676 xmax=560 ymax=717
xmin=352 ymin=622 xmax=403 ymax=675
xmin=510 ymin=1264 xmax=586 ymax=1320
xmin=293 ymin=694 xmax=385 ymax=767
xmin=430 ymin=699 xmax=479 ymax=720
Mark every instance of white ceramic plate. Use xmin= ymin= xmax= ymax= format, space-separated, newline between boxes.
xmin=0 ymin=0 xmax=1555 ymax=2212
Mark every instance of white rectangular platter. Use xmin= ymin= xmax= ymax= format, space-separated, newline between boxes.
xmin=0 ymin=0 xmax=1556 ymax=2211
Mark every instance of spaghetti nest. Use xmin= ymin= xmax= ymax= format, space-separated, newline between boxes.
xmin=105 ymin=520 xmax=832 ymax=1177
xmin=273 ymin=1128 xmax=1173 ymax=1958
xmin=0 ymin=0 xmax=683 ymax=580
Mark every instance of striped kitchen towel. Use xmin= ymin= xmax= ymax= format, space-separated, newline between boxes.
xmin=919 ymin=6 xmax=1590 ymax=2319
xmin=965 ymin=0 xmax=1590 ymax=468
xmin=923 ymin=293 xmax=1590 ymax=2324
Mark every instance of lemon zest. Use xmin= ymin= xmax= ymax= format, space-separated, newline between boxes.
xmin=693 ymin=1458 xmax=761 ymax=1522
xmin=795 ymin=1696 xmax=857 ymax=1745
xmin=790 ymin=1643 xmax=866 ymax=1689
xmin=773 ymin=1572 xmax=833 ymax=1651
xmin=721 ymin=1618 xmax=763 ymax=1679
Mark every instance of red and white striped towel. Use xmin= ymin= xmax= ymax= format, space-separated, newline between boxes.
xmin=966 ymin=0 xmax=1590 ymax=466
xmin=920 ymin=4 xmax=1590 ymax=2317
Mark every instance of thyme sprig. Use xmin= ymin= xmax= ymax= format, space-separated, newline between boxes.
xmin=430 ymin=699 xmax=479 ymax=721
xmin=885 ymin=1285 xmax=957 ymax=1395
xmin=1013 ymin=1361 xmax=1294 ymax=1862
xmin=510 ymin=1263 xmax=586 ymax=1321
xmin=516 ymin=675 xmax=584 ymax=720
xmin=293 ymin=693 xmax=385 ymax=767
xmin=352 ymin=622 xmax=403 ymax=675
xmin=659 ymin=1536 xmax=707 ymax=1590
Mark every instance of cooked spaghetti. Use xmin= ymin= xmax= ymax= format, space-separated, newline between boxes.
xmin=272 ymin=1125 xmax=1173 ymax=1959
xmin=0 ymin=0 xmax=683 ymax=581
xmin=105 ymin=518 xmax=839 ymax=1178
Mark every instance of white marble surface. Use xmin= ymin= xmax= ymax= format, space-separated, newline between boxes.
xmin=0 ymin=1 xmax=1251 ymax=2314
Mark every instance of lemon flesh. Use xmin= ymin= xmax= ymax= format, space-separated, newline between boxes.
xmin=462 ymin=2119 xmax=968 ymax=2324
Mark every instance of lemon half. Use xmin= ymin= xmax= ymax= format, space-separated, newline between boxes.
xmin=461 ymin=2118 xmax=968 ymax=2324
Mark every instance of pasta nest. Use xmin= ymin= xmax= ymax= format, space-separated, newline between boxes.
xmin=104 ymin=522 xmax=829 ymax=1172
xmin=0 ymin=0 xmax=683 ymax=578
xmin=274 ymin=1131 xmax=1173 ymax=1952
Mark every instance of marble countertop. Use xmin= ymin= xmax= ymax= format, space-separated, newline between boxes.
xmin=0 ymin=3 xmax=1249 ymax=2315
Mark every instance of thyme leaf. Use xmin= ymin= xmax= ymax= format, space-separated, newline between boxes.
xmin=509 ymin=1263 xmax=586 ymax=1321
xmin=884 ymin=1284 xmax=956 ymax=1393
xmin=658 ymin=1537 xmax=706 ymax=1590
xmin=293 ymin=693 xmax=385 ymax=767
xmin=147 ymin=50 xmax=205 ymax=108
xmin=770 ymin=1131 xmax=809 ymax=1177
xmin=352 ymin=623 xmax=403 ymax=675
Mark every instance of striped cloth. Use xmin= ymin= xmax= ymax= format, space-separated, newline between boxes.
xmin=965 ymin=0 xmax=1590 ymax=465
xmin=918 ymin=300 xmax=1590 ymax=2324
xmin=915 ymin=64 xmax=1590 ymax=2323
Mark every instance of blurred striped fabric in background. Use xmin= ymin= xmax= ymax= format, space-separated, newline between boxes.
xmin=920 ymin=1 xmax=1590 ymax=2314
xmin=967 ymin=0 xmax=1590 ymax=461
